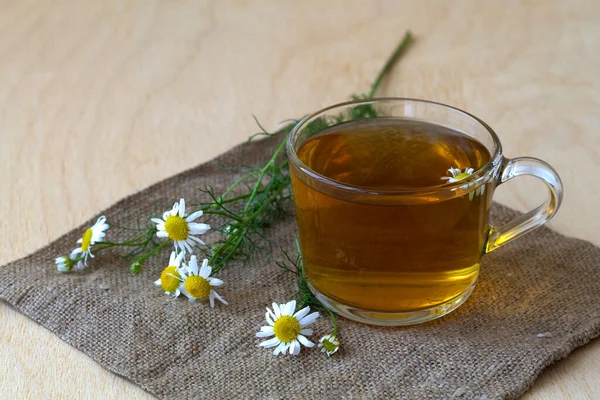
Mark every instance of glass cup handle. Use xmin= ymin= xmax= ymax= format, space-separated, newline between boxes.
xmin=485 ymin=157 xmax=564 ymax=253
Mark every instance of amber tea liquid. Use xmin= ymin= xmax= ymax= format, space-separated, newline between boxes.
xmin=290 ymin=119 xmax=492 ymax=312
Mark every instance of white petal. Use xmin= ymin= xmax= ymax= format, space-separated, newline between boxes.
xmin=265 ymin=313 xmax=275 ymax=326
xmin=188 ymin=223 xmax=211 ymax=234
xmin=157 ymin=231 xmax=168 ymax=238
xmin=273 ymin=341 xmax=288 ymax=355
xmin=256 ymin=331 xmax=275 ymax=338
xmin=300 ymin=329 xmax=313 ymax=336
xmin=178 ymin=198 xmax=186 ymax=217
xmin=299 ymin=312 xmax=319 ymax=327
xmin=283 ymin=300 xmax=296 ymax=316
xmin=293 ymin=306 xmax=310 ymax=321
xmin=208 ymin=277 xmax=223 ymax=286
xmin=209 ymin=292 xmax=215 ymax=308
xmin=259 ymin=337 xmax=280 ymax=348
xmin=188 ymin=235 xmax=206 ymax=245
xmin=199 ymin=259 xmax=211 ymax=278
xmin=272 ymin=303 xmax=281 ymax=318
xmin=178 ymin=285 xmax=190 ymax=297
xmin=266 ymin=307 xmax=277 ymax=322
xmin=154 ymin=279 xmax=162 ymax=287
xmin=260 ymin=326 xmax=274 ymax=333
xmin=212 ymin=290 xmax=228 ymax=305
xmin=163 ymin=211 xmax=171 ymax=220
xmin=151 ymin=218 xmax=164 ymax=225
xmin=289 ymin=340 xmax=301 ymax=355
xmin=185 ymin=256 xmax=197 ymax=275
xmin=182 ymin=240 xmax=194 ymax=254
xmin=91 ymin=231 xmax=105 ymax=243
xmin=297 ymin=335 xmax=315 ymax=348
xmin=186 ymin=210 xmax=204 ymax=222
xmin=174 ymin=251 xmax=185 ymax=266
xmin=181 ymin=287 xmax=192 ymax=300
xmin=178 ymin=269 xmax=188 ymax=280
xmin=469 ymin=191 xmax=475 ymax=201
xmin=265 ymin=311 xmax=275 ymax=326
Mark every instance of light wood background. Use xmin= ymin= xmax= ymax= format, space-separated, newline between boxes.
xmin=1 ymin=0 xmax=599 ymax=398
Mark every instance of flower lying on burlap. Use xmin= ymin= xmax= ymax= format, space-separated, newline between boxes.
xmin=318 ymin=334 xmax=340 ymax=357
xmin=257 ymin=300 xmax=319 ymax=356
xmin=55 ymin=255 xmax=75 ymax=273
xmin=151 ymin=198 xmax=211 ymax=255
xmin=69 ymin=216 xmax=109 ymax=269
xmin=154 ymin=251 xmax=185 ymax=296
xmin=176 ymin=256 xmax=227 ymax=307
xmin=442 ymin=167 xmax=485 ymax=201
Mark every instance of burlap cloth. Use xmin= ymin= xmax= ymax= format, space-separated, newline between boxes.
xmin=1 ymin=134 xmax=599 ymax=400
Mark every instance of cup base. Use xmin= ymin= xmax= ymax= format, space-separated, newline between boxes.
xmin=309 ymin=281 xmax=476 ymax=326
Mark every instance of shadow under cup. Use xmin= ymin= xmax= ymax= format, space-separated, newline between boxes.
xmin=286 ymin=98 xmax=563 ymax=326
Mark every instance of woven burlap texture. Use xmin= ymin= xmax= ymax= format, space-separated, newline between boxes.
xmin=1 ymin=134 xmax=599 ymax=400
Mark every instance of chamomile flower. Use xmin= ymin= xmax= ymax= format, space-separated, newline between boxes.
xmin=318 ymin=334 xmax=340 ymax=357
xmin=256 ymin=300 xmax=319 ymax=356
xmin=177 ymin=256 xmax=227 ymax=307
xmin=151 ymin=198 xmax=210 ymax=255
xmin=443 ymin=167 xmax=474 ymax=183
xmin=154 ymin=251 xmax=185 ymax=296
xmin=442 ymin=167 xmax=485 ymax=201
xmin=55 ymin=255 xmax=74 ymax=273
xmin=70 ymin=216 xmax=109 ymax=268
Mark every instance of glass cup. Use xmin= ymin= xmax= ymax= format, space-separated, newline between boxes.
xmin=286 ymin=98 xmax=563 ymax=326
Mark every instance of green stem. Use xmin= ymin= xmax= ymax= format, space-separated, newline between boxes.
xmin=94 ymin=242 xmax=142 ymax=251
xmin=202 ymin=210 xmax=243 ymax=221
xmin=216 ymin=233 xmax=245 ymax=269
xmin=209 ymin=227 xmax=248 ymax=273
xmin=133 ymin=240 xmax=169 ymax=264
xmin=218 ymin=169 xmax=261 ymax=201
xmin=242 ymin=137 xmax=287 ymax=212
xmin=93 ymin=237 xmax=153 ymax=253
xmin=368 ymin=31 xmax=413 ymax=98
xmin=245 ymin=181 xmax=287 ymax=223
xmin=329 ymin=310 xmax=338 ymax=335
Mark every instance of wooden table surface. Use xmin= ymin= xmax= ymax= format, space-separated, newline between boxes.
xmin=1 ymin=0 xmax=599 ymax=398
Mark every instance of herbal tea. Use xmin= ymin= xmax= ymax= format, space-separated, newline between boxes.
xmin=290 ymin=119 xmax=492 ymax=312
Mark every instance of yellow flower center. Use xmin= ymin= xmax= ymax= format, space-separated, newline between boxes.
xmin=184 ymin=276 xmax=211 ymax=299
xmin=81 ymin=228 xmax=93 ymax=251
xmin=164 ymin=215 xmax=189 ymax=241
xmin=273 ymin=315 xmax=301 ymax=343
xmin=454 ymin=172 xmax=471 ymax=180
xmin=322 ymin=338 xmax=338 ymax=352
xmin=160 ymin=266 xmax=181 ymax=293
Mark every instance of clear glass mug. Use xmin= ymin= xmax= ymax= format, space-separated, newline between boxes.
xmin=286 ymin=98 xmax=563 ymax=326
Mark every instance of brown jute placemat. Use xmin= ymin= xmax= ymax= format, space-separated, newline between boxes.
xmin=2 ymin=133 xmax=599 ymax=400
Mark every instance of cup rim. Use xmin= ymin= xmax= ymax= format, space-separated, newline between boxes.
xmin=286 ymin=97 xmax=504 ymax=196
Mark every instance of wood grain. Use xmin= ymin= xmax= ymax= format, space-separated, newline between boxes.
xmin=1 ymin=0 xmax=598 ymax=398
